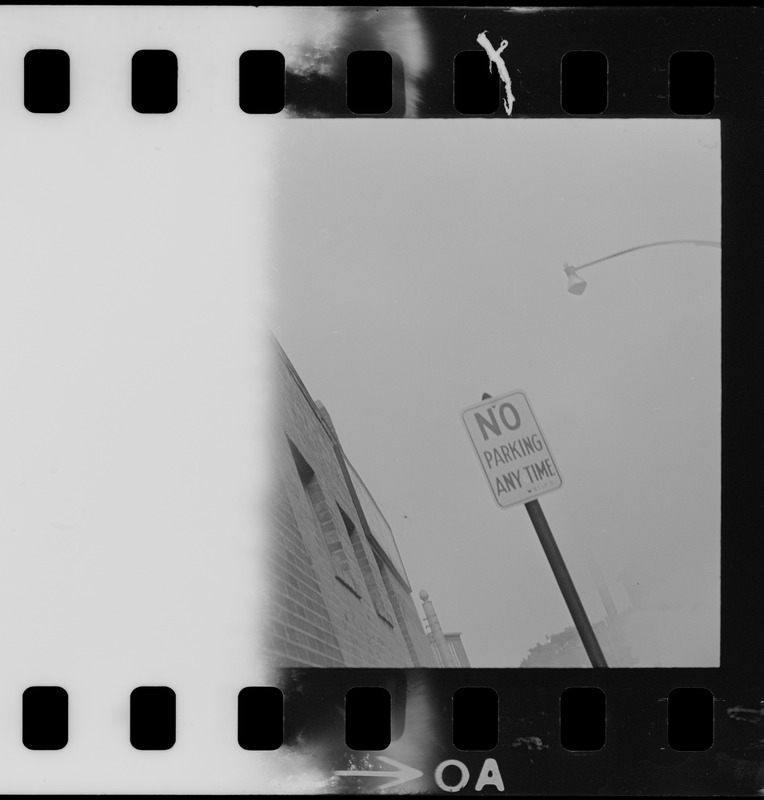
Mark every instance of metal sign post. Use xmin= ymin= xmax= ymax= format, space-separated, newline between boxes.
xmin=462 ymin=391 xmax=608 ymax=668
xmin=523 ymin=497 xmax=608 ymax=668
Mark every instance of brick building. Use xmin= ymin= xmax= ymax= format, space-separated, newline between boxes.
xmin=266 ymin=338 xmax=437 ymax=667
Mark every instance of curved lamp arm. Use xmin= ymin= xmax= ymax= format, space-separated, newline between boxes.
xmin=564 ymin=239 xmax=721 ymax=295
xmin=570 ymin=239 xmax=721 ymax=273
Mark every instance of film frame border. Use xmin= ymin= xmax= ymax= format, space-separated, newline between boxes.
xmin=4 ymin=4 xmax=759 ymax=796
xmin=268 ymin=6 xmax=760 ymax=797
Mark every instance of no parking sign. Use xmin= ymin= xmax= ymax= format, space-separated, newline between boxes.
xmin=461 ymin=391 xmax=562 ymax=508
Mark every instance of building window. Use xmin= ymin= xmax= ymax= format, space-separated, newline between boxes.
xmin=286 ymin=438 xmax=361 ymax=597
xmin=338 ymin=507 xmax=395 ymax=628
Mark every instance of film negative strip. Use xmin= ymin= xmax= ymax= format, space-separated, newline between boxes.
xmin=0 ymin=3 xmax=759 ymax=795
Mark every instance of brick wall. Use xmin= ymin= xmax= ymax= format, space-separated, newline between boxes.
xmin=266 ymin=339 xmax=436 ymax=668
xmin=375 ymin=553 xmax=438 ymax=667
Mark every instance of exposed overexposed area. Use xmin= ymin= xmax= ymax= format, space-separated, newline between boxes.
xmin=0 ymin=5 xmax=287 ymax=793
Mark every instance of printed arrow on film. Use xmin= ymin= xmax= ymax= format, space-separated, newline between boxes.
xmin=333 ymin=755 xmax=424 ymax=790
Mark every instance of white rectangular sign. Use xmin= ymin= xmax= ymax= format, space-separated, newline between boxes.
xmin=462 ymin=391 xmax=562 ymax=508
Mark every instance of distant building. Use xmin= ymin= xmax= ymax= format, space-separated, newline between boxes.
xmin=519 ymin=618 xmax=637 ymax=668
xmin=428 ymin=632 xmax=472 ymax=668
xmin=266 ymin=337 xmax=437 ymax=667
xmin=417 ymin=588 xmax=471 ymax=667
xmin=520 ymin=551 xmax=638 ymax=668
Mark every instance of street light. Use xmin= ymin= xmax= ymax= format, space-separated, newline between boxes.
xmin=563 ymin=239 xmax=721 ymax=295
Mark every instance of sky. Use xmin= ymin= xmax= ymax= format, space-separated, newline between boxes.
xmin=270 ymin=117 xmax=721 ymax=668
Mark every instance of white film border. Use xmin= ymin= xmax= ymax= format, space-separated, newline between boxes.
xmin=0 ymin=5 xmax=286 ymax=793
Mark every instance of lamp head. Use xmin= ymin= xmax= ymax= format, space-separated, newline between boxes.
xmin=564 ymin=263 xmax=587 ymax=295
